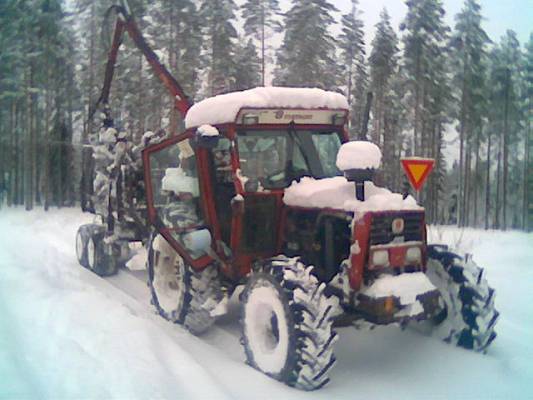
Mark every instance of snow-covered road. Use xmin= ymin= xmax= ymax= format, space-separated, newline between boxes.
xmin=1 ymin=208 xmax=532 ymax=399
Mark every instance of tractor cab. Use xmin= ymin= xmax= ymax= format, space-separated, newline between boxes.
xmin=142 ymin=87 xmax=349 ymax=281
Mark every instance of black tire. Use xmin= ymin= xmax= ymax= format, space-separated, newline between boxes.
xmin=86 ymin=226 xmax=119 ymax=277
xmin=76 ymin=224 xmax=91 ymax=268
xmin=240 ymin=256 xmax=339 ymax=391
xmin=424 ymin=245 xmax=498 ymax=352
xmin=147 ymin=234 xmax=222 ymax=335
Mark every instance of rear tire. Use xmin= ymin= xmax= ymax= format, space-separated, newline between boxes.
xmin=147 ymin=234 xmax=222 ymax=335
xmin=241 ymin=256 xmax=339 ymax=390
xmin=424 ymin=245 xmax=498 ymax=352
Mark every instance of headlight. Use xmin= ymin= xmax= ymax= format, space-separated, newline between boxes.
xmin=372 ymin=250 xmax=389 ymax=267
xmin=406 ymin=247 xmax=421 ymax=264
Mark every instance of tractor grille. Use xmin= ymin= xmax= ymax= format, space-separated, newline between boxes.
xmin=369 ymin=212 xmax=424 ymax=245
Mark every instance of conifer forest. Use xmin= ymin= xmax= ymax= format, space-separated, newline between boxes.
xmin=0 ymin=0 xmax=531 ymax=231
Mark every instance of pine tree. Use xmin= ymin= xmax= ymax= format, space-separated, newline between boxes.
xmin=143 ymin=0 xmax=202 ymax=134
xmin=233 ymin=38 xmax=262 ymax=90
xmin=488 ymin=31 xmax=522 ymax=229
xmin=273 ymin=0 xmax=338 ymax=90
xmin=199 ymin=0 xmax=239 ymax=95
xmin=339 ymin=0 xmax=367 ymax=137
xmin=241 ymin=0 xmax=282 ymax=86
xmin=401 ymin=0 xmax=451 ymax=222
xmin=369 ymin=8 xmax=399 ymax=148
xmin=450 ymin=0 xmax=490 ymax=227
xmin=523 ymin=34 xmax=533 ymax=230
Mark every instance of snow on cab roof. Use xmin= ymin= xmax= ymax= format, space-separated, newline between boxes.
xmin=184 ymin=86 xmax=349 ymax=128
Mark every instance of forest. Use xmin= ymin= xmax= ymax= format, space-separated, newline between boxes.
xmin=0 ymin=0 xmax=531 ymax=231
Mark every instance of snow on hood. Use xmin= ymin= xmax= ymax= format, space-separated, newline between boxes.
xmin=283 ymin=176 xmax=422 ymax=213
xmin=184 ymin=87 xmax=349 ymax=128
xmin=336 ymin=141 xmax=382 ymax=170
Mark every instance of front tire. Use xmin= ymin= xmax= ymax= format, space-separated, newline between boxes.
xmin=147 ymin=234 xmax=222 ymax=335
xmin=425 ymin=245 xmax=498 ymax=351
xmin=241 ymin=256 xmax=339 ymax=390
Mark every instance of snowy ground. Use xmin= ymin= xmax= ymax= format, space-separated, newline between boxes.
xmin=1 ymin=208 xmax=532 ymax=399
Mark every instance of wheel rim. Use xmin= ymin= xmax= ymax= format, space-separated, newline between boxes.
xmin=76 ymin=230 xmax=85 ymax=263
xmin=244 ymin=281 xmax=289 ymax=374
xmin=87 ymin=237 xmax=96 ymax=270
xmin=152 ymin=251 xmax=186 ymax=316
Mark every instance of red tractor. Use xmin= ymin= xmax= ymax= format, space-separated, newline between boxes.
xmin=75 ymin=3 xmax=498 ymax=391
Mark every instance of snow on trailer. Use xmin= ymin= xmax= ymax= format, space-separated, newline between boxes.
xmin=184 ymin=86 xmax=349 ymax=128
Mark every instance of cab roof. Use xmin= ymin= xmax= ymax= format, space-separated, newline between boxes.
xmin=184 ymin=87 xmax=349 ymax=129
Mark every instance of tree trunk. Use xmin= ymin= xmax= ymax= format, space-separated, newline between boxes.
xmin=502 ymin=69 xmax=511 ymax=230
xmin=473 ymin=122 xmax=481 ymax=227
xmin=24 ymin=66 xmax=34 ymax=211
xmin=43 ymin=57 xmax=51 ymax=211
xmin=485 ymin=132 xmax=491 ymax=229
xmin=524 ymin=96 xmax=531 ymax=230
xmin=8 ymin=102 xmax=16 ymax=207
xmin=494 ymin=132 xmax=502 ymax=229
xmin=81 ymin=2 xmax=97 ymax=210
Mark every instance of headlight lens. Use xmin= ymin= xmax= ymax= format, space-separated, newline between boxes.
xmin=406 ymin=247 xmax=421 ymax=263
xmin=372 ymin=250 xmax=389 ymax=267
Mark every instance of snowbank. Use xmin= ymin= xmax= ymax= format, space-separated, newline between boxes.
xmin=336 ymin=141 xmax=382 ymax=171
xmin=1 ymin=209 xmax=532 ymax=399
xmin=184 ymin=87 xmax=349 ymax=128
xmin=283 ymin=176 xmax=421 ymax=212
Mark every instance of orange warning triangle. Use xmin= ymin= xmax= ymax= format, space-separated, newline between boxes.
xmin=401 ymin=157 xmax=435 ymax=191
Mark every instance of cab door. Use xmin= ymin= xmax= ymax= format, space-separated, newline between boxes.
xmin=143 ymin=133 xmax=214 ymax=269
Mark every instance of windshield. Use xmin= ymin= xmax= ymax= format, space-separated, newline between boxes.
xmin=236 ymin=130 xmax=342 ymax=189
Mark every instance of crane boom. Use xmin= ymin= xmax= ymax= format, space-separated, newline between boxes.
xmin=89 ymin=4 xmax=192 ymax=123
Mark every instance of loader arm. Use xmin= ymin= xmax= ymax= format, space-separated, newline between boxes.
xmin=89 ymin=3 xmax=192 ymax=123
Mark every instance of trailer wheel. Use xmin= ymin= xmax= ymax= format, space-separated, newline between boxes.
xmin=423 ymin=245 xmax=499 ymax=352
xmin=75 ymin=224 xmax=91 ymax=268
xmin=241 ymin=256 xmax=339 ymax=390
xmin=85 ymin=227 xmax=118 ymax=277
xmin=147 ymin=234 xmax=222 ymax=335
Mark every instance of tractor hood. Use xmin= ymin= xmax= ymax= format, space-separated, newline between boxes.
xmin=282 ymin=177 xmax=422 ymax=213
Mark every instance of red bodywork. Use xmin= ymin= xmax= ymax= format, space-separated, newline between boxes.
xmin=350 ymin=211 xmax=427 ymax=290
